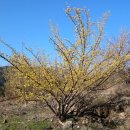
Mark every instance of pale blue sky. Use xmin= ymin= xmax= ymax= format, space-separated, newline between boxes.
xmin=0 ymin=0 xmax=130 ymax=66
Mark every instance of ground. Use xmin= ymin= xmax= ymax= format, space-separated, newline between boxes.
xmin=1 ymin=85 xmax=130 ymax=130
xmin=0 ymin=99 xmax=57 ymax=130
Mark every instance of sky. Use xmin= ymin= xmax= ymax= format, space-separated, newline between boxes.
xmin=0 ymin=0 xmax=130 ymax=66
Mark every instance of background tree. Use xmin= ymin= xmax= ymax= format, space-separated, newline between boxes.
xmin=0 ymin=66 xmax=7 ymax=96
xmin=0 ymin=7 xmax=130 ymax=121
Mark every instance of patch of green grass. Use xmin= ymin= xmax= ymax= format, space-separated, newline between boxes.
xmin=0 ymin=119 xmax=52 ymax=130
xmin=27 ymin=120 xmax=51 ymax=130
xmin=0 ymin=122 xmax=25 ymax=130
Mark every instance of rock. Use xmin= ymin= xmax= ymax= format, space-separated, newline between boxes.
xmin=124 ymin=117 xmax=130 ymax=130
xmin=76 ymin=125 xmax=80 ymax=128
xmin=118 ymin=112 xmax=126 ymax=120
xmin=50 ymin=118 xmax=53 ymax=122
xmin=82 ymin=116 xmax=89 ymax=125
xmin=62 ymin=120 xmax=73 ymax=130
xmin=22 ymin=111 xmax=27 ymax=115
xmin=125 ymin=107 xmax=130 ymax=115
xmin=3 ymin=119 xmax=8 ymax=124
xmin=80 ymin=125 xmax=88 ymax=130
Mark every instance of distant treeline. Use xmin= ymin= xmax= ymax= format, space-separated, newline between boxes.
xmin=0 ymin=66 xmax=8 ymax=96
